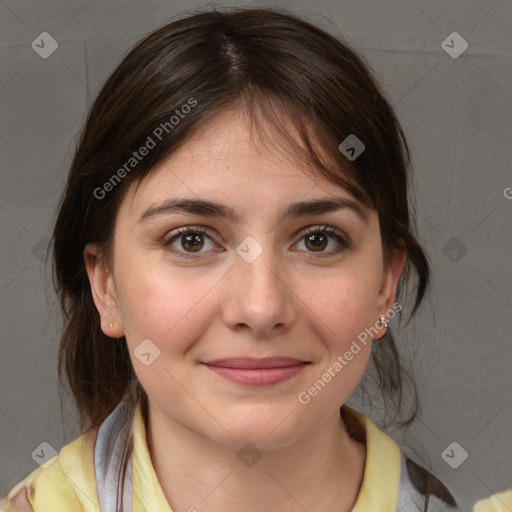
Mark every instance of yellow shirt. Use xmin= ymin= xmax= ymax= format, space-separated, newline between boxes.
xmin=473 ymin=491 xmax=512 ymax=512
xmin=0 ymin=402 xmax=451 ymax=511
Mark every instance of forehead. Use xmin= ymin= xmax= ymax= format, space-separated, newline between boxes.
xmin=121 ymin=108 xmax=361 ymax=219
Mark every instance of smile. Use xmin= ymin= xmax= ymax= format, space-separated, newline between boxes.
xmin=200 ymin=360 xmax=311 ymax=386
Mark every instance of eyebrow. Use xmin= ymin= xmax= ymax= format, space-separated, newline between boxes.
xmin=137 ymin=196 xmax=368 ymax=224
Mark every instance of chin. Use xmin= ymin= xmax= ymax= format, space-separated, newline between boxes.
xmin=206 ymin=409 xmax=304 ymax=451
xmin=217 ymin=428 xmax=300 ymax=452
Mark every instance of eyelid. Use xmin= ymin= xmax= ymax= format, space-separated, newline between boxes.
xmin=298 ymin=225 xmax=350 ymax=243
xmin=162 ymin=225 xmax=219 ymax=248
xmin=162 ymin=225 xmax=214 ymax=243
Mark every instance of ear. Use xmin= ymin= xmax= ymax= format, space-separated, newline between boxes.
xmin=374 ymin=245 xmax=406 ymax=340
xmin=83 ymin=243 xmax=125 ymax=338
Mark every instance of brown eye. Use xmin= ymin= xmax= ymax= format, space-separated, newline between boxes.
xmin=294 ymin=225 xmax=351 ymax=256
xmin=180 ymin=233 xmax=205 ymax=252
xmin=163 ymin=226 xmax=219 ymax=259
xmin=304 ymin=233 xmax=328 ymax=251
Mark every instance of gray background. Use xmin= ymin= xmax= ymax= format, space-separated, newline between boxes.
xmin=0 ymin=0 xmax=511 ymax=510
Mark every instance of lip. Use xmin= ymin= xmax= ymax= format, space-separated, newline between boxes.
xmin=202 ymin=364 xmax=309 ymax=386
xmin=201 ymin=358 xmax=311 ymax=386
xmin=202 ymin=357 xmax=309 ymax=369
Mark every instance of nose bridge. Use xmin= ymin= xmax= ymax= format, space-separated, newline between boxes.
xmin=235 ymin=236 xmax=284 ymax=299
xmin=221 ymin=234 xmax=296 ymax=335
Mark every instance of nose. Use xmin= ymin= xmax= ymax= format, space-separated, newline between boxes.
xmin=220 ymin=245 xmax=297 ymax=338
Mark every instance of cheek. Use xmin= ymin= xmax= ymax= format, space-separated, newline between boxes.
xmin=116 ymin=257 xmax=223 ymax=353
xmin=294 ymin=274 xmax=379 ymax=408
xmin=116 ymin=265 xmax=223 ymax=402
xmin=300 ymin=268 xmax=382 ymax=342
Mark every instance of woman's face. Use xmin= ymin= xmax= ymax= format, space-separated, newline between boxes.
xmin=86 ymin=108 xmax=404 ymax=450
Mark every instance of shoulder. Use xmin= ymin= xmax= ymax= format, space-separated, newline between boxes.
xmin=397 ymin=453 xmax=458 ymax=511
xmin=0 ymin=427 xmax=99 ymax=512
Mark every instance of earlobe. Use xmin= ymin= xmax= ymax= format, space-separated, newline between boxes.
xmin=83 ymin=243 xmax=125 ymax=338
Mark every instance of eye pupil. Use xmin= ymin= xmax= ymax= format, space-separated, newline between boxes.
xmin=182 ymin=234 xmax=204 ymax=252
xmin=305 ymin=233 xmax=327 ymax=251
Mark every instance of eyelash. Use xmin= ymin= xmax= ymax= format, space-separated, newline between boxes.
xmin=161 ymin=225 xmax=352 ymax=260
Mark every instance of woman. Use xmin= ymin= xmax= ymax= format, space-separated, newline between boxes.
xmin=1 ymin=7 xmax=458 ymax=511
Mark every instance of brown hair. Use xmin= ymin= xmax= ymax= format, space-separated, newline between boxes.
xmin=50 ymin=6 xmax=455 ymax=508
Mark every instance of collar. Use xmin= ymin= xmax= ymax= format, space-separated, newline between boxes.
xmin=132 ymin=400 xmax=174 ymax=511
xmin=8 ymin=399 xmax=401 ymax=512
xmin=131 ymin=402 xmax=401 ymax=512
xmin=341 ymin=405 xmax=401 ymax=511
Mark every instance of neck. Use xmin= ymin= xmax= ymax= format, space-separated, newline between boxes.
xmin=145 ymin=403 xmax=366 ymax=512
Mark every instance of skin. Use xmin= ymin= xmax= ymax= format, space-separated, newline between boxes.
xmin=85 ymin=108 xmax=405 ymax=512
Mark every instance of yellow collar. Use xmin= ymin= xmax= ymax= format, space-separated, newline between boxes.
xmin=131 ymin=402 xmax=401 ymax=511
xmin=341 ymin=405 xmax=401 ymax=511
xmin=5 ymin=401 xmax=400 ymax=512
